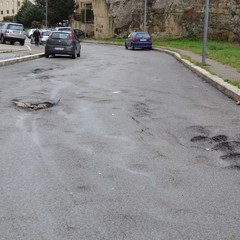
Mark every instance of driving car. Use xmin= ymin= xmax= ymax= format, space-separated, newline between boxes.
xmin=125 ymin=32 xmax=152 ymax=50
xmin=0 ymin=22 xmax=26 ymax=46
xmin=45 ymin=30 xmax=81 ymax=59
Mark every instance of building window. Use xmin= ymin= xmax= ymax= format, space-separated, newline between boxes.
xmin=12 ymin=10 xmax=14 ymax=14
xmin=1 ymin=11 xmax=3 ymax=15
xmin=7 ymin=10 xmax=9 ymax=14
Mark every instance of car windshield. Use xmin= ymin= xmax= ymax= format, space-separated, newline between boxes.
xmin=136 ymin=33 xmax=150 ymax=39
xmin=51 ymin=32 xmax=70 ymax=40
xmin=42 ymin=31 xmax=51 ymax=36
xmin=8 ymin=24 xmax=23 ymax=31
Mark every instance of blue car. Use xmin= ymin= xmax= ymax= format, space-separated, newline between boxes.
xmin=125 ymin=32 xmax=152 ymax=50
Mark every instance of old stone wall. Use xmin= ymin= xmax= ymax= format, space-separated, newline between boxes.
xmin=93 ymin=0 xmax=240 ymax=42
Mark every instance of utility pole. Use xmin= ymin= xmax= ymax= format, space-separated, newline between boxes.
xmin=12 ymin=0 xmax=14 ymax=22
xmin=202 ymin=0 xmax=210 ymax=65
xmin=46 ymin=0 xmax=48 ymax=28
xmin=84 ymin=0 xmax=87 ymax=38
xmin=144 ymin=0 xmax=147 ymax=32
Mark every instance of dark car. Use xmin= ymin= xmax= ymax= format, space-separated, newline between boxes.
xmin=45 ymin=30 xmax=81 ymax=59
xmin=125 ymin=32 xmax=152 ymax=50
xmin=73 ymin=29 xmax=89 ymax=38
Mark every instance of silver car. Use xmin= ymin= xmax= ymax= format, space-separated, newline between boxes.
xmin=0 ymin=22 xmax=26 ymax=46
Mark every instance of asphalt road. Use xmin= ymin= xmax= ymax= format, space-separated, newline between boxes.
xmin=0 ymin=43 xmax=239 ymax=240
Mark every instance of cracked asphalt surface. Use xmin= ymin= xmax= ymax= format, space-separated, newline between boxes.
xmin=0 ymin=43 xmax=239 ymax=240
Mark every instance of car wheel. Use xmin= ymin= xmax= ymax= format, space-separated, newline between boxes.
xmin=52 ymin=54 xmax=55 ymax=57
xmin=10 ymin=41 xmax=14 ymax=45
xmin=77 ymin=50 xmax=80 ymax=57
xmin=72 ymin=50 xmax=76 ymax=59
xmin=45 ymin=53 xmax=49 ymax=58
xmin=0 ymin=35 xmax=5 ymax=44
xmin=20 ymin=40 xmax=25 ymax=46
xmin=125 ymin=43 xmax=128 ymax=49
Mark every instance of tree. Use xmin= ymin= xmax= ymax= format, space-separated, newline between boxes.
xmin=35 ymin=0 xmax=76 ymax=26
xmin=16 ymin=0 xmax=44 ymax=28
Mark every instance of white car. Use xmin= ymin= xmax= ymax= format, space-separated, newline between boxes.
xmin=27 ymin=29 xmax=36 ymax=39
xmin=40 ymin=29 xmax=52 ymax=45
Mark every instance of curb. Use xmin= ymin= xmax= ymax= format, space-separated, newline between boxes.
xmin=154 ymin=47 xmax=240 ymax=102
xmin=0 ymin=52 xmax=45 ymax=67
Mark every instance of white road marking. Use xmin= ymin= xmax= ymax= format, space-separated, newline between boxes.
xmin=26 ymin=45 xmax=32 ymax=51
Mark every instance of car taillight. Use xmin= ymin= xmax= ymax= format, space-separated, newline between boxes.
xmin=69 ymin=33 xmax=73 ymax=40
xmin=132 ymin=38 xmax=137 ymax=42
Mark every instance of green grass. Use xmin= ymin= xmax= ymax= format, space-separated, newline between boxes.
xmin=153 ymin=38 xmax=240 ymax=72
xmin=225 ymin=79 xmax=240 ymax=89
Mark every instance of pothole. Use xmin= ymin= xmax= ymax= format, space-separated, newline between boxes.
xmin=213 ymin=141 xmax=240 ymax=152
xmin=190 ymin=136 xmax=210 ymax=142
xmin=12 ymin=99 xmax=59 ymax=111
xmin=211 ymin=135 xmax=228 ymax=142
xmin=220 ymin=152 xmax=240 ymax=160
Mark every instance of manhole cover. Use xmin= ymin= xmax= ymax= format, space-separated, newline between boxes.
xmin=12 ymin=99 xmax=59 ymax=111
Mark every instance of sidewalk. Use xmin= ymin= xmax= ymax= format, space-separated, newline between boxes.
xmin=159 ymin=47 xmax=240 ymax=83
xmin=0 ymin=43 xmax=44 ymax=65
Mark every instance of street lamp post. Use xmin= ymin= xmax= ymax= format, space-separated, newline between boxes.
xmin=84 ymin=0 xmax=87 ymax=38
xmin=45 ymin=0 xmax=48 ymax=28
xmin=144 ymin=0 xmax=147 ymax=32
xmin=202 ymin=0 xmax=210 ymax=65
xmin=12 ymin=0 xmax=14 ymax=22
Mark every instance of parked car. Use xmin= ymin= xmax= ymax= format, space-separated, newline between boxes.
xmin=55 ymin=27 xmax=72 ymax=31
xmin=40 ymin=29 xmax=52 ymax=45
xmin=27 ymin=28 xmax=36 ymax=39
xmin=125 ymin=32 xmax=152 ymax=50
xmin=73 ymin=29 xmax=89 ymax=38
xmin=45 ymin=30 xmax=81 ymax=59
xmin=0 ymin=22 xmax=26 ymax=46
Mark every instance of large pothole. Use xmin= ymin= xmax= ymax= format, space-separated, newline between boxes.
xmin=12 ymin=99 xmax=59 ymax=111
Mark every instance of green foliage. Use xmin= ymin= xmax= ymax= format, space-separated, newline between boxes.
xmin=225 ymin=80 xmax=240 ymax=89
xmin=47 ymin=0 xmax=75 ymax=26
xmin=16 ymin=0 xmax=44 ymax=28
xmin=3 ymin=16 xmax=14 ymax=22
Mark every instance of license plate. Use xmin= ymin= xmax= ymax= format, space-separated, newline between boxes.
xmin=140 ymin=39 xmax=147 ymax=41
xmin=55 ymin=47 xmax=64 ymax=50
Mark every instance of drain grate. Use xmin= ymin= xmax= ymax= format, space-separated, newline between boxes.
xmin=12 ymin=99 xmax=58 ymax=111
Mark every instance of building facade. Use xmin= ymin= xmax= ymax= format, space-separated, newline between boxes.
xmin=0 ymin=0 xmax=35 ymax=22
xmin=70 ymin=0 xmax=94 ymax=36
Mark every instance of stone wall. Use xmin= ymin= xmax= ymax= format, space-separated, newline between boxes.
xmin=93 ymin=0 xmax=240 ymax=42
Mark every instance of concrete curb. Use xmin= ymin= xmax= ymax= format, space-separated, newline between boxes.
xmin=154 ymin=47 xmax=240 ymax=102
xmin=0 ymin=52 xmax=44 ymax=67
